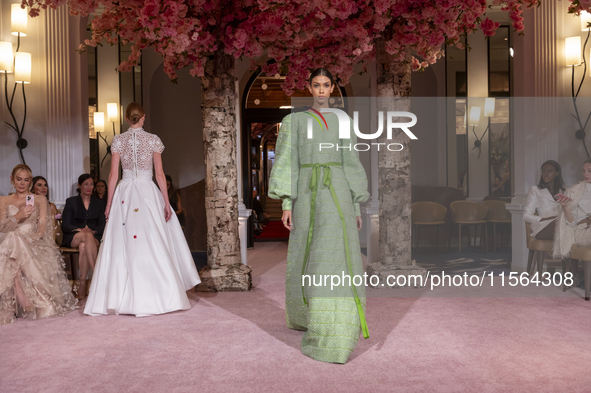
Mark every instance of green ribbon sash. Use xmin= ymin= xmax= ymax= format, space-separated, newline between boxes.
xmin=299 ymin=162 xmax=369 ymax=339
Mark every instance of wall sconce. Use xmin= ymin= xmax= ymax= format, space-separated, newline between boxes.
xmin=582 ymin=11 xmax=591 ymax=32
xmin=14 ymin=52 xmax=31 ymax=83
xmin=468 ymin=106 xmax=480 ymax=126
xmin=94 ymin=108 xmax=116 ymax=167
xmin=11 ymin=4 xmax=27 ymax=41
xmin=107 ymin=103 xmax=118 ymax=133
xmin=566 ymin=36 xmax=582 ymax=66
xmin=566 ymin=18 xmax=591 ymax=158
xmin=1 ymin=5 xmax=31 ymax=165
xmin=0 ymin=42 xmax=13 ymax=72
xmin=93 ymin=112 xmax=105 ymax=133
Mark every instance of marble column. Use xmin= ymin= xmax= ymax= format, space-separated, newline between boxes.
xmin=44 ymin=9 xmax=88 ymax=207
xmin=508 ymin=2 xmax=560 ymax=272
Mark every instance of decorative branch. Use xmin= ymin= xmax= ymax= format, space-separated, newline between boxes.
xmin=471 ymin=121 xmax=490 ymax=159
xmin=98 ymin=122 xmax=116 ymax=167
xmin=571 ymin=28 xmax=591 ymax=160
xmin=2 ymin=32 xmax=28 ymax=165
xmin=3 ymin=69 xmax=28 ymax=165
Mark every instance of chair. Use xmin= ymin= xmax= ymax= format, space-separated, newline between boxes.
xmin=450 ymin=201 xmax=489 ymax=252
xmin=525 ymin=222 xmax=555 ymax=278
xmin=54 ymin=221 xmax=80 ymax=281
xmin=411 ymin=202 xmax=447 ymax=249
xmin=484 ymin=200 xmax=512 ymax=252
xmin=412 ymin=185 xmax=465 ymax=225
xmin=568 ymin=245 xmax=591 ymax=300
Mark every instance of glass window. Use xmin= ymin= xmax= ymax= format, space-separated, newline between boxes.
xmin=446 ymin=36 xmax=468 ymax=196
xmin=488 ymin=27 xmax=511 ymax=196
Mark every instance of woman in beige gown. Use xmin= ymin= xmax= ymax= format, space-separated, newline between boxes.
xmin=0 ymin=165 xmax=77 ymax=325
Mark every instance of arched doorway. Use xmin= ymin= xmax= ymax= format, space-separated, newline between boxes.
xmin=241 ymin=69 xmax=347 ymax=246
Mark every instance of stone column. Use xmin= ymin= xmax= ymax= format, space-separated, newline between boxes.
xmin=44 ymin=9 xmax=88 ymax=208
xmin=509 ymin=2 xmax=560 ymax=272
xmin=368 ymin=42 xmax=426 ymax=286
xmin=196 ymin=53 xmax=252 ymax=291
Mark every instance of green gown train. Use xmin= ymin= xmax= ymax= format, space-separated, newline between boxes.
xmin=268 ymin=111 xmax=370 ymax=364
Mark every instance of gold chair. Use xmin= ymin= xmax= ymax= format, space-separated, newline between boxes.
xmin=568 ymin=245 xmax=591 ymax=300
xmin=450 ymin=201 xmax=489 ymax=252
xmin=411 ymin=202 xmax=447 ymax=249
xmin=525 ymin=222 xmax=554 ymax=278
xmin=484 ymin=200 xmax=512 ymax=252
xmin=54 ymin=221 xmax=80 ymax=281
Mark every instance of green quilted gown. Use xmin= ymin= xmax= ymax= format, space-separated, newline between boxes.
xmin=268 ymin=111 xmax=370 ymax=364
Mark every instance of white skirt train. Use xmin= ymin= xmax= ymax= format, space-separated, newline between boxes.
xmin=84 ymin=178 xmax=201 ymax=317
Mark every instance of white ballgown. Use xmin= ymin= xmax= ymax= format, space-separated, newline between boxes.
xmin=84 ymin=127 xmax=201 ymax=317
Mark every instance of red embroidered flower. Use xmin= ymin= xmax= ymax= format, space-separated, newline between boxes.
xmin=133 ymin=235 xmax=137 ymax=239
xmin=122 ymin=201 xmax=124 ymax=204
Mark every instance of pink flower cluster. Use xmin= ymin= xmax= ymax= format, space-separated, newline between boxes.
xmin=23 ymin=0 xmax=541 ymax=93
xmin=568 ymin=0 xmax=591 ymax=16
xmin=252 ymin=0 xmax=539 ymax=92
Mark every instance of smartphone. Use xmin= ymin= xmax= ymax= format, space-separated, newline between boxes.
xmin=555 ymin=193 xmax=570 ymax=200
xmin=26 ymin=195 xmax=34 ymax=206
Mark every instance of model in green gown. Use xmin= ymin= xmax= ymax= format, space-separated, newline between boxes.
xmin=268 ymin=72 xmax=370 ymax=364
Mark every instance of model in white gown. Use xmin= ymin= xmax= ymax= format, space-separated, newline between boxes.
xmin=84 ymin=124 xmax=201 ymax=317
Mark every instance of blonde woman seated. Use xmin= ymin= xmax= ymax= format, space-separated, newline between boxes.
xmin=0 ymin=165 xmax=77 ymax=325
xmin=553 ymin=159 xmax=591 ymax=259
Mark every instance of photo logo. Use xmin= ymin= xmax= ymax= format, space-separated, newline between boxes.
xmin=305 ymin=108 xmax=418 ymax=151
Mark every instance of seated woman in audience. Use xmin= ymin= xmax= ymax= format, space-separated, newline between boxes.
xmin=0 ymin=165 xmax=77 ymax=324
xmin=32 ymin=176 xmax=61 ymax=225
xmin=554 ymin=159 xmax=591 ymax=258
xmin=93 ymin=180 xmax=108 ymax=203
xmin=61 ymin=174 xmax=106 ymax=299
xmin=524 ymin=160 xmax=564 ymax=240
xmin=166 ymin=175 xmax=186 ymax=228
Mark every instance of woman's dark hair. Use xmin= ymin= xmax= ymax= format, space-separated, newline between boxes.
xmin=165 ymin=175 xmax=177 ymax=200
xmin=32 ymin=176 xmax=50 ymax=201
xmin=537 ymin=160 xmax=565 ymax=195
xmin=77 ymin=173 xmax=93 ymax=194
xmin=93 ymin=180 xmax=108 ymax=199
xmin=309 ymin=68 xmax=335 ymax=86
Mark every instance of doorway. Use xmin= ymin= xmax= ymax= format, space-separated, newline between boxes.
xmin=241 ymin=69 xmax=347 ymax=247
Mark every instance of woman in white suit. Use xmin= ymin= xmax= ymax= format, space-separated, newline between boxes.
xmin=524 ymin=160 xmax=564 ymax=240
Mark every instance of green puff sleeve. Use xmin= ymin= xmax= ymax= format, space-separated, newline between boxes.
xmin=341 ymin=120 xmax=370 ymax=217
xmin=268 ymin=114 xmax=298 ymax=211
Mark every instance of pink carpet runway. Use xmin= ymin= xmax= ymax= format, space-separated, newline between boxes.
xmin=1 ymin=242 xmax=591 ymax=392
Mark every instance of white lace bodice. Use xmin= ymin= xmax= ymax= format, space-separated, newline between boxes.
xmin=111 ymin=127 xmax=165 ymax=180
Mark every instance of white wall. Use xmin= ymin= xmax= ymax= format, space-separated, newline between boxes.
xmin=142 ymin=48 xmax=204 ymax=189
xmin=558 ymin=1 xmax=591 ymax=185
xmin=0 ymin=0 xmax=47 ymax=193
xmin=0 ymin=1 xmax=88 ymax=202
xmin=96 ymin=42 xmax=120 ymax=181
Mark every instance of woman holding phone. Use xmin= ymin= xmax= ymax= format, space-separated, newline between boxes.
xmin=553 ymin=159 xmax=591 ymax=259
xmin=0 ymin=165 xmax=77 ymax=324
